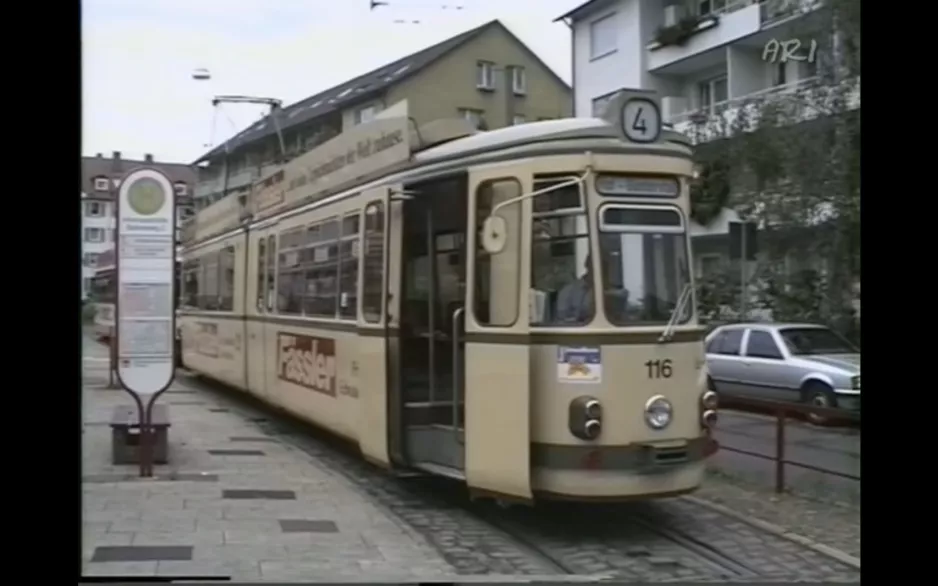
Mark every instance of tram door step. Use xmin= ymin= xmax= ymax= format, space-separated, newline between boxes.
xmin=405 ymin=423 xmax=465 ymax=472
xmin=403 ymin=400 xmax=464 ymax=426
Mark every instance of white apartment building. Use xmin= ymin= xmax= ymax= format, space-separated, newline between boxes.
xmin=558 ymin=0 xmax=846 ymax=136
xmin=557 ymin=0 xmax=860 ymax=313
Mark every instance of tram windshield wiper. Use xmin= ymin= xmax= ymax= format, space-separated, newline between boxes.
xmin=659 ymin=283 xmax=692 ymax=344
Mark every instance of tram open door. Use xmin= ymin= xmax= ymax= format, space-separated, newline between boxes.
xmin=465 ymin=167 xmax=534 ymax=502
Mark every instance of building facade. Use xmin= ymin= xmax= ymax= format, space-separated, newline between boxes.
xmin=558 ymin=0 xmax=859 ymax=243
xmin=559 ymin=0 xmax=841 ymax=131
xmin=193 ymin=19 xmax=572 ymax=209
xmin=558 ymin=0 xmax=860 ymax=320
xmin=81 ymin=152 xmax=196 ymax=299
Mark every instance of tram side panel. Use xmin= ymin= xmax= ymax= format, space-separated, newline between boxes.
xmin=260 ymin=201 xmax=365 ymax=445
xmin=179 ymin=233 xmax=248 ymax=391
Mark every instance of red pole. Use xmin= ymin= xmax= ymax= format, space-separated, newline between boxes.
xmin=774 ymin=409 xmax=786 ymax=493
xmin=139 ymin=410 xmax=152 ymax=477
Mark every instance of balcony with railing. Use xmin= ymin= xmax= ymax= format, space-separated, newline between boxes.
xmin=646 ymin=0 xmax=823 ymax=73
xmin=663 ymin=74 xmax=859 ymax=142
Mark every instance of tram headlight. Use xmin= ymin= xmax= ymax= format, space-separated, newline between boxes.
xmin=569 ymin=396 xmax=603 ymax=441
xmin=701 ymin=390 xmax=718 ymax=410
xmin=644 ymin=395 xmax=673 ymax=430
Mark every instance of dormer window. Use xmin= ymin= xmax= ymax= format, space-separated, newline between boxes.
xmin=93 ymin=177 xmax=110 ymax=191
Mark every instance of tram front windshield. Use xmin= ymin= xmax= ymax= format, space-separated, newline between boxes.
xmin=529 ymin=178 xmax=691 ymax=327
xmin=598 ymin=206 xmax=691 ymax=326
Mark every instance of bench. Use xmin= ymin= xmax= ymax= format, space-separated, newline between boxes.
xmin=110 ymin=404 xmax=171 ymax=465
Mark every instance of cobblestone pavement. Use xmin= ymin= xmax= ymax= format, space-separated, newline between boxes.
xmin=82 ymin=336 xmax=860 ymax=582
xmin=696 ymin=466 xmax=860 ymax=559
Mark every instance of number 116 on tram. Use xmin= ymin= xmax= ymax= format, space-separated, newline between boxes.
xmin=178 ymin=90 xmax=718 ymax=504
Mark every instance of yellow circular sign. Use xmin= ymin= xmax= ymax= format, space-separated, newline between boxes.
xmin=127 ymin=177 xmax=166 ymax=216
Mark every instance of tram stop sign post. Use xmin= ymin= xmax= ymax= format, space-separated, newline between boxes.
xmin=114 ymin=168 xmax=177 ymax=478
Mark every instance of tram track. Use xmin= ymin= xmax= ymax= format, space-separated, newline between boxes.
xmin=173 ymin=370 xmax=860 ymax=582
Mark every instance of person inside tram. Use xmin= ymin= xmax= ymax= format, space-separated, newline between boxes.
xmin=555 ymin=254 xmax=594 ymax=323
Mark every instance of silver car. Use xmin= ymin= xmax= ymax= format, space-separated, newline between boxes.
xmin=704 ymin=323 xmax=860 ymax=421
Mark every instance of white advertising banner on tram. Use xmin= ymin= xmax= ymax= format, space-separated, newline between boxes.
xmin=115 ymin=168 xmax=177 ymax=395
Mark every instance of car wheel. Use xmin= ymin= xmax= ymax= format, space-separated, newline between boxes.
xmin=803 ymin=382 xmax=837 ymax=425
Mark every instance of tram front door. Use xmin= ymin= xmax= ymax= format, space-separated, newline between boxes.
xmin=397 ymin=175 xmax=468 ymax=478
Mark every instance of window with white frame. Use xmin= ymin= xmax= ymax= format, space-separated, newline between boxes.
xmin=697 ymin=75 xmax=728 ymax=112
xmin=355 ymin=105 xmax=377 ymax=125
xmin=589 ymin=13 xmax=617 ymax=59
xmin=108 ymin=229 xmax=115 ymax=242
xmin=84 ymin=228 xmax=105 ymax=243
xmin=698 ymin=0 xmax=726 ymax=16
xmin=93 ymin=177 xmax=109 ymax=191
xmin=85 ymin=201 xmax=106 ymax=217
xmin=512 ymin=115 xmax=526 ymax=125
xmin=174 ymin=182 xmax=188 ymax=196
xmin=459 ymin=108 xmax=484 ymax=129
xmin=772 ymin=61 xmax=787 ymax=86
xmin=83 ymin=252 xmax=100 ymax=267
xmin=476 ymin=61 xmax=495 ymax=90
xmin=511 ymin=66 xmax=526 ymax=95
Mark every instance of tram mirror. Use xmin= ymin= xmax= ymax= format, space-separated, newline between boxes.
xmin=481 ymin=215 xmax=508 ymax=254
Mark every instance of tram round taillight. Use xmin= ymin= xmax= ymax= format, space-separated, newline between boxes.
xmin=701 ymin=391 xmax=718 ymax=410
xmin=702 ymin=410 xmax=718 ymax=428
xmin=569 ymin=396 xmax=603 ymax=441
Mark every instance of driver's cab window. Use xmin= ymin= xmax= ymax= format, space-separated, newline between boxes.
xmin=746 ymin=329 xmax=783 ymax=359
xmin=530 ymin=174 xmax=592 ymax=326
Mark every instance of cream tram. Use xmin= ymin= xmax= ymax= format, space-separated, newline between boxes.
xmin=178 ymin=92 xmax=718 ymax=503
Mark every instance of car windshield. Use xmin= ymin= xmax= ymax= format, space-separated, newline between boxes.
xmin=779 ymin=327 xmax=858 ymax=355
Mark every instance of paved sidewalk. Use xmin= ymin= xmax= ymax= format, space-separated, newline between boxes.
xmin=81 ymin=341 xmax=453 ymax=581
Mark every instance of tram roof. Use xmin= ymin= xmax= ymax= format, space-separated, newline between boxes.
xmin=414 ymin=118 xmax=616 ymax=163
xmin=182 ymin=92 xmax=692 ymax=247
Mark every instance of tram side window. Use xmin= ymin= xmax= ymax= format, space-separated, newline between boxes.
xmin=338 ymin=213 xmax=360 ymax=319
xmin=362 ymin=202 xmax=385 ymax=323
xmin=473 ymin=179 xmax=521 ymax=326
xmin=219 ymin=246 xmax=235 ymax=311
xmin=201 ymin=252 xmax=220 ymax=310
xmin=277 ymin=227 xmax=305 ymax=315
xmin=266 ymin=235 xmax=276 ymax=311
xmin=182 ymin=259 xmax=200 ymax=308
xmin=530 ymin=176 xmax=592 ymax=326
xmin=257 ymin=239 xmax=266 ymax=311
xmin=304 ymin=218 xmax=339 ymax=317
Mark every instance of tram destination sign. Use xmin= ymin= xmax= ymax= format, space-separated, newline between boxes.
xmin=115 ymin=168 xmax=177 ymax=395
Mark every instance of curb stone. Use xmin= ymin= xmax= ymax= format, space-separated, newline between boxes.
xmin=682 ymin=495 xmax=860 ymax=570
